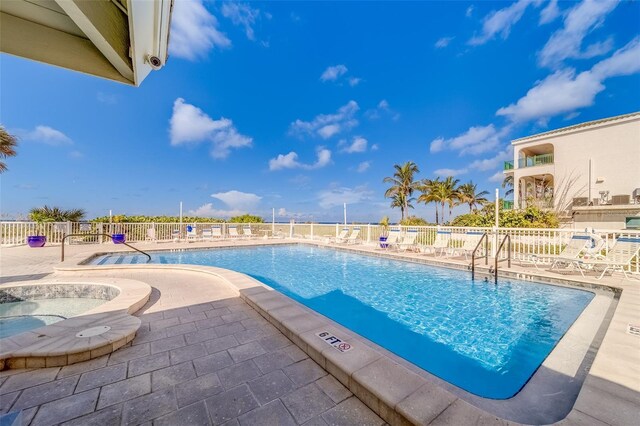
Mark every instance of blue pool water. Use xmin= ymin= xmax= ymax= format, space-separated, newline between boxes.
xmin=91 ymin=245 xmax=594 ymax=398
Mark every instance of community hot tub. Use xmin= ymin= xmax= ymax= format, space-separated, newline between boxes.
xmin=0 ymin=279 xmax=151 ymax=370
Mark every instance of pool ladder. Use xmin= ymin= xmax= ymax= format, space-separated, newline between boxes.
xmin=61 ymin=233 xmax=151 ymax=263
xmin=470 ymin=233 xmax=511 ymax=283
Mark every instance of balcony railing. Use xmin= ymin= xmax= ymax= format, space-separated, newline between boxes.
xmin=518 ymin=153 xmax=553 ymax=168
xmin=503 ymin=161 xmax=514 ymax=171
xmin=503 ymin=200 xmax=514 ymax=210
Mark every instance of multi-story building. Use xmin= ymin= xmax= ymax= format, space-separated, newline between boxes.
xmin=503 ymin=112 xmax=640 ymax=230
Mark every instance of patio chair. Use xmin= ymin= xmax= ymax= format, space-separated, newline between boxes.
xmin=421 ymin=231 xmax=452 ymax=256
xmin=212 ymin=225 xmax=223 ymax=239
xmin=186 ymin=225 xmax=198 ymax=242
xmin=172 ymin=229 xmax=181 ymax=242
xmin=345 ymin=228 xmax=362 ymax=245
xmin=243 ymin=226 xmax=256 ymax=239
xmin=539 ymin=234 xmax=593 ymax=270
xmin=146 ymin=227 xmax=157 ymax=243
xmin=331 ymin=228 xmax=350 ymax=243
xmin=397 ymin=230 xmax=419 ymax=252
xmin=202 ymin=228 xmax=213 ymax=241
xmin=449 ymin=232 xmax=484 ymax=260
xmin=228 ymin=225 xmax=241 ymax=239
xmin=565 ymin=237 xmax=640 ymax=280
xmin=378 ymin=228 xmax=401 ymax=250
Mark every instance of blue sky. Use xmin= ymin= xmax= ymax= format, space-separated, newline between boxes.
xmin=1 ymin=0 xmax=639 ymax=223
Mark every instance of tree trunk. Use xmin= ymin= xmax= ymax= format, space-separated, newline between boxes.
xmin=435 ymin=206 xmax=439 ymax=225
xmin=441 ymin=203 xmax=445 ymax=225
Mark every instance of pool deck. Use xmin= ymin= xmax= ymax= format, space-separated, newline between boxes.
xmin=1 ymin=239 xmax=638 ymax=425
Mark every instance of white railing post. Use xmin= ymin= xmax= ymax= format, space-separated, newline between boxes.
xmin=367 ymin=224 xmax=371 ymax=243
xmin=289 ymin=220 xmax=294 ymax=238
xmin=310 ymin=223 xmax=314 ymax=240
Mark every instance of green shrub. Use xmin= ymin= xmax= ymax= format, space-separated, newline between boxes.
xmin=451 ymin=205 xmax=559 ymax=228
xmin=399 ymin=216 xmax=433 ymax=226
xmin=229 ymin=214 xmax=264 ymax=223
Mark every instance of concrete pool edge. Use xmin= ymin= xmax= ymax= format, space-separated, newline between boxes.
xmin=0 ymin=278 xmax=151 ymax=370
xmin=54 ymin=244 xmax=634 ymax=425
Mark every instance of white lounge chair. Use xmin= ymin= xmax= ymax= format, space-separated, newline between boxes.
xmin=172 ymin=229 xmax=181 ymax=242
xmin=212 ymin=226 xmax=223 ymax=239
xmin=146 ymin=227 xmax=157 ymax=243
xmin=186 ymin=226 xmax=198 ymax=242
xmin=331 ymin=228 xmax=350 ymax=243
xmin=449 ymin=232 xmax=484 ymax=260
xmin=397 ymin=230 xmax=419 ymax=252
xmin=541 ymin=234 xmax=593 ymax=270
xmin=228 ymin=225 xmax=241 ymax=239
xmin=243 ymin=226 xmax=256 ymax=239
xmin=202 ymin=229 xmax=213 ymax=241
xmin=379 ymin=228 xmax=401 ymax=250
xmin=565 ymin=237 xmax=640 ymax=280
xmin=345 ymin=228 xmax=361 ymax=245
xmin=421 ymin=231 xmax=451 ymax=256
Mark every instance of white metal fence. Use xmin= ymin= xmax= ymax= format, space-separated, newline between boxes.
xmin=2 ymin=221 xmax=639 ymax=273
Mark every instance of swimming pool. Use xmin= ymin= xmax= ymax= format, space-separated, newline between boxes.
xmin=91 ymin=245 xmax=594 ymax=399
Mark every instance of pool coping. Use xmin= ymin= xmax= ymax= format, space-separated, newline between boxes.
xmin=0 ymin=278 xmax=151 ymax=370
xmin=52 ymin=241 xmax=638 ymax=425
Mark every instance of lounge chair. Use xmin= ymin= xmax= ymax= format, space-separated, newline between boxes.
xmin=146 ymin=227 xmax=157 ymax=243
xmin=379 ymin=228 xmax=401 ymax=250
xmin=172 ymin=229 xmax=181 ymax=242
xmin=421 ymin=231 xmax=452 ymax=256
xmin=202 ymin=229 xmax=213 ymax=241
xmin=397 ymin=230 xmax=419 ymax=252
xmin=243 ymin=226 xmax=256 ymax=239
xmin=539 ymin=234 xmax=592 ymax=270
xmin=345 ymin=228 xmax=361 ymax=245
xmin=186 ymin=226 xmax=198 ymax=242
xmin=212 ymin=225 xmax=223 ymax=239
xmin=449 ymin=232 xmax=484 ymax=260
xmin=228 ymin=225 xmax=241 ymax=239
xmin=331 ymin=228 xmax=350 ymax=243
xmin=564 ymin=237 xmax=640 ymax=280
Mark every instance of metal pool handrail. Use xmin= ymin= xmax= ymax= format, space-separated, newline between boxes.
xmin=61 ymin=233 xmax=151 ymax=263
xmin=470 ymin=232 xmax=489 ymax=280
xmin=493 ymin=234 xmax=512 ymax=284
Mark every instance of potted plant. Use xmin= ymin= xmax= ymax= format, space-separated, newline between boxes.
xmin=111 ymin=215 xmax=126 ymax=244
xmin=379 ymin=216 xmax=390 ymax=248
xmin=27 ymin=210 xmax=51 ymax=247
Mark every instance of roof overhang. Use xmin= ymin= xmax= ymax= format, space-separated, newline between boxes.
xmin=0 ymin=0 xmax=173 ymax=86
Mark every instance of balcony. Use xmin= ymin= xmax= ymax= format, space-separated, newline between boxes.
xmin=503 ymin=161 xmax=514 ymax=171
xmin=518 ymin=153 xmax=553 ymax=169
xmin=503 ymin=200 xmax=514 ymax=210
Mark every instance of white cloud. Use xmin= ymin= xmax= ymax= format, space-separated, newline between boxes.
xmin=320 ymin=65 xmax=348 ymax=82
xmin=434 ymin=168 xmax=468 ymax=176
xmin=538 ymin=0 xmax=618 ymax=68
xmin=468 ymin=147 xmax=513 ymax=172
xmin=289 ymin=101 xmax=359 ymax=139
xmin=469 ymin=0 xmax=536 ymax=46
xmin=539 ymin=0 xmax=561 ymax=24
xmin=169 ymin=98 xmax=252 ymax=158
xmin=348 ymin=77 xmax=362 ymax=86
xmin=170 ymin=0 xmax=231 ymax=61
xmin=21 ymin=125 xmax=72 ymax=145
xmin=340 ymin=136 xmax=368 ymax=153
xmin=269 ymin=147 xmax=332 ymax=171
xmin=356 ymin=161 xmax=370 ymax=173
xmin=435 ymin=36 xmax=454 ymax=48
xmin=489 ymin=171 xmax=506 ymax=183
xmin=430 ymin=124 xmax=506 ymax=155
xmin=497 ymin=37 xmax=640 ymax=122
xmin=189 ymin=203 xmax=246 ymax=218
xmin=221 ymin=2 xmax=261 ymax=41
xmin=277 ymin=208 xmax=287 ymax=216
xmin=211 ymin=190 xmax=262 ymax=210
xmin=466 ymin=5 xmax=475 ymax=18
xmin=364 ymin=99 xmax=398 ymax=120
xmin=317 ymin=186 xmax=373 ymax=209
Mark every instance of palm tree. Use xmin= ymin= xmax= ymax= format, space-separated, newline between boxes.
xmin=430 ymin=177 xmax=460 ymax=224
xmin=390 ymin=192 xmax=414 ymax=217
xmin=0 ymin=126 xmax=18 ymax=173
xmin=417 ymin=178 xmax=441 ymax=224
xmin=29 ymin=206 xmax=86 ymax=222
xmin=502 ymin=175 xmax=514 ymax=197
xmin=383 ymin=161 xmax=420 ymax=221
xmin=458 ymin=181 xmax=489 ymax=212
